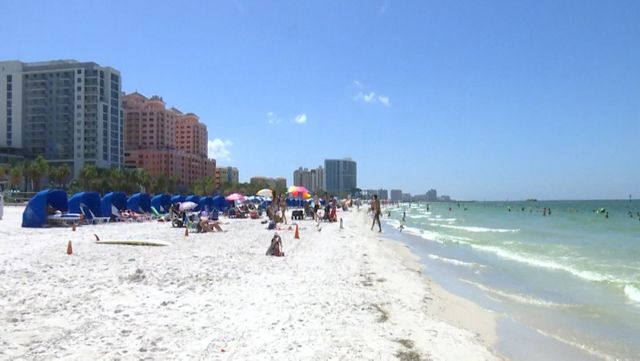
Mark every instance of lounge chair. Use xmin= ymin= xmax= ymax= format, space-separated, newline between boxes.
xmin=47 ymin=212 xmax=82 ymax=227
xmin=82 ymin=207 xmax=110 ymax=224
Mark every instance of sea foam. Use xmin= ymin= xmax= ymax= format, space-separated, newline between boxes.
xmin=427 ymin=254 xmax=485 ymax=269
xmin=623 ymin=284 xmax=640 ymax=304
xmin=460 ymin=279 xmax=575 ymax=309
xmin=469 ymin=244 xmax=613 ymax=284
xmin=431 ymin=224 xmax=519 ymax=233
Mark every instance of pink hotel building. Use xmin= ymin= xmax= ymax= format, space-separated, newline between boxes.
xmin=123 ymin=92 xmax=215 ymax=187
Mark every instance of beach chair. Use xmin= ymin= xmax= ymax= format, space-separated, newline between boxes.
xmin=81 ymin=207 xmax=110 ymax=224
xmin=88 ymin=208 xmax=111 ymax=224
xmin=47 ymin=212 xmax=82 ymax=227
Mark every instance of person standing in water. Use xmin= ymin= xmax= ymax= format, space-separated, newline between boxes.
xmin=371 ymin=195 xmax=382 ymax=232
xmin=402 ymin=211 xmax=406 ymax=222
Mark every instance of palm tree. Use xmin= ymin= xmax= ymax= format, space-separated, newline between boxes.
xmin=137 ymin=169 xmax=152 ymax=193
xmin=153 ymin=175 xmax=168 ymax=194
xmin=79 ymin=164 xmax=98 ymax=191
xmin=49 ymin=163 xmax=71 ymax=189
xmin=28 ymin=156 xmax=49 ymax=191
xmin=167 ymin=175 xmax=180 ymax=194
xmin=107 ymin=168 xmax=125 ymax=191
xmin=9 ymin=165 xmax=23 ymax=190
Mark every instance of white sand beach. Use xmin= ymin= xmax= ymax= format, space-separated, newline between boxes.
xmin=0 ymin=205 xmax=502 ymax=360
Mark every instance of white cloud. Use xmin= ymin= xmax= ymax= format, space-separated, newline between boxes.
xmin=267 ymin=112 xmax=282 ymax=124
xmin=363 ymin=92 xmax=376 ymax=103
xmin=292 ymin=113 xmax=307 ymax=124
xmin=355 ymin=90 xmax=390 ymax=107
xmin=352 ymin=80 xmax=362 ymax=87
xmin=208 ymin=139 xmax=233 ymax=162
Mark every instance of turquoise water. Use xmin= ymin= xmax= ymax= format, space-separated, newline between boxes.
xmin=383 ymin=200 xmax=640 ymax=361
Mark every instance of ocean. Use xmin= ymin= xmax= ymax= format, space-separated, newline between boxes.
xmin=381 ymin=200 xmax=640 ymax=361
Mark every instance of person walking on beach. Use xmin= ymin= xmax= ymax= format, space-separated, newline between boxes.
xmin=371 ymin=195 xmax=382 ymax=232
xmin=280 ymin=195 xmax=288 ymax=224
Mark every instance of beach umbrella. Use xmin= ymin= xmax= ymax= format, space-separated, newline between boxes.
xmin=287 ymin=185 xmax=309 ymax=198
xmin=225 ymin=193 xmax=245 ymax=202
xmin=256 ymin=189 xmax=273 ymax=198
xmin=179 ymin=201 xmax=198 ymax=211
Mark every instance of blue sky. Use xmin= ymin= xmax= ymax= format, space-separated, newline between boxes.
xmin=1 ymin=0 xmax=639 ymax=200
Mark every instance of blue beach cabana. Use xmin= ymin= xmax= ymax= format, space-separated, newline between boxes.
xmin=22 ymin=189 xmax=69 ymax=228
xmin=68 ymin=191 xmax=102 ymax=219
xmin=211 ymin=195 xmax=228 ymax=211
xmin=127 ymin=192 xmax=151 ymax=213
xmin=185 ymin=195 xmax=200 ymax=210
xmin=101 ymin=192 xmax=127 ymax=218
xmin=199 ymin=196 xmax=215 ymax=211
xmin=171 ymin=194 xmax=185 ymax=205
xmin=151 ymin=194 xmax=172 ymax=213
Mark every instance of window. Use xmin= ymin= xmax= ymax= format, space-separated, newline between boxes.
xmin=6 ymin=75 xmax=11 ymax=82
xmin=77 ymin=69 xmax=81 ymax=74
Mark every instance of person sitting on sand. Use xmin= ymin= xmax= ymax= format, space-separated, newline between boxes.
xmin=197 ymin=216 xmax=224 ymax=232
xmin=266 ymin=233 xmax=284 ymax=257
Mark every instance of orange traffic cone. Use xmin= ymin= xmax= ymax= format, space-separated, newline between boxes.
xmin=72 ymin=223 xmax=77 ymax=232
xmin=66 ymin=240 xmax=73 ymax=255
xmin=184 ymin=226 xmax=189 ymax=237
xmin=294 ymin=224 xmax=300 ymax=239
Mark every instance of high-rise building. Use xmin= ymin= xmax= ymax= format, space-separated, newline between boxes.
xmin=293 ymin=167 xmax=310 ymax=187
xmin=324 ymin=158 xmax=357 ymax=195
xmin=0 ymin=60 xmax=123 ymax=176
xmin=390 ymin=189 xmax=402 ymax=202
xmin=123 ymin=92 xmax=215 ymax=187
xmin=426 ymin=189 xmax=438 ymax=201
xmin=310 ymin=166 xmax=324 ymax=192
xmin=216 ymin=166 xmax=238 ymax=188
xmin=377 ymin=189 xmax=389 ymax=200
xmin=293 ymin=165 xmax=324 ymax=193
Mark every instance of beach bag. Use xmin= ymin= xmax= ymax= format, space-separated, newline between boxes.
xmin=267 ymin=220 xmax=276 ymax=230
xmin=266 ymin=234 xmax=284 ymax=257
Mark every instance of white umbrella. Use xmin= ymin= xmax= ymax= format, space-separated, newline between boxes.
xmin=179 ymin=201 xmax=198 ymax=211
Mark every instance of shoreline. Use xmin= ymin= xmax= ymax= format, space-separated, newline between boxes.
xmin=1 ymin=206 xmax=502 ymax=360
xmin=355 ymin=210 xmax=502 ymax=359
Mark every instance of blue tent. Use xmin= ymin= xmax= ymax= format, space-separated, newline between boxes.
xmin=199 ymin=196 xmax=215 ymax=211
xmin=127 ymin=192 xmax=151 ymax=213
xmin=151 ymin=194 xmax=172 ymax=213
xmin=68 ymin=192 xmax=102 ymax=219
xmin=286 ymin=198 xmax=306 ymax=208
xmin=101 ymin=192 xmax=127 ymax=218
xmin=185 ymin=195 xmax=200 ymax=210
xmin=211 ymin=195 xmax=228 ymax=211
xmin=171 ymin=194 xmax=185 ymax=204
xmin=22 ymin=189 xmax=69 ymax=228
